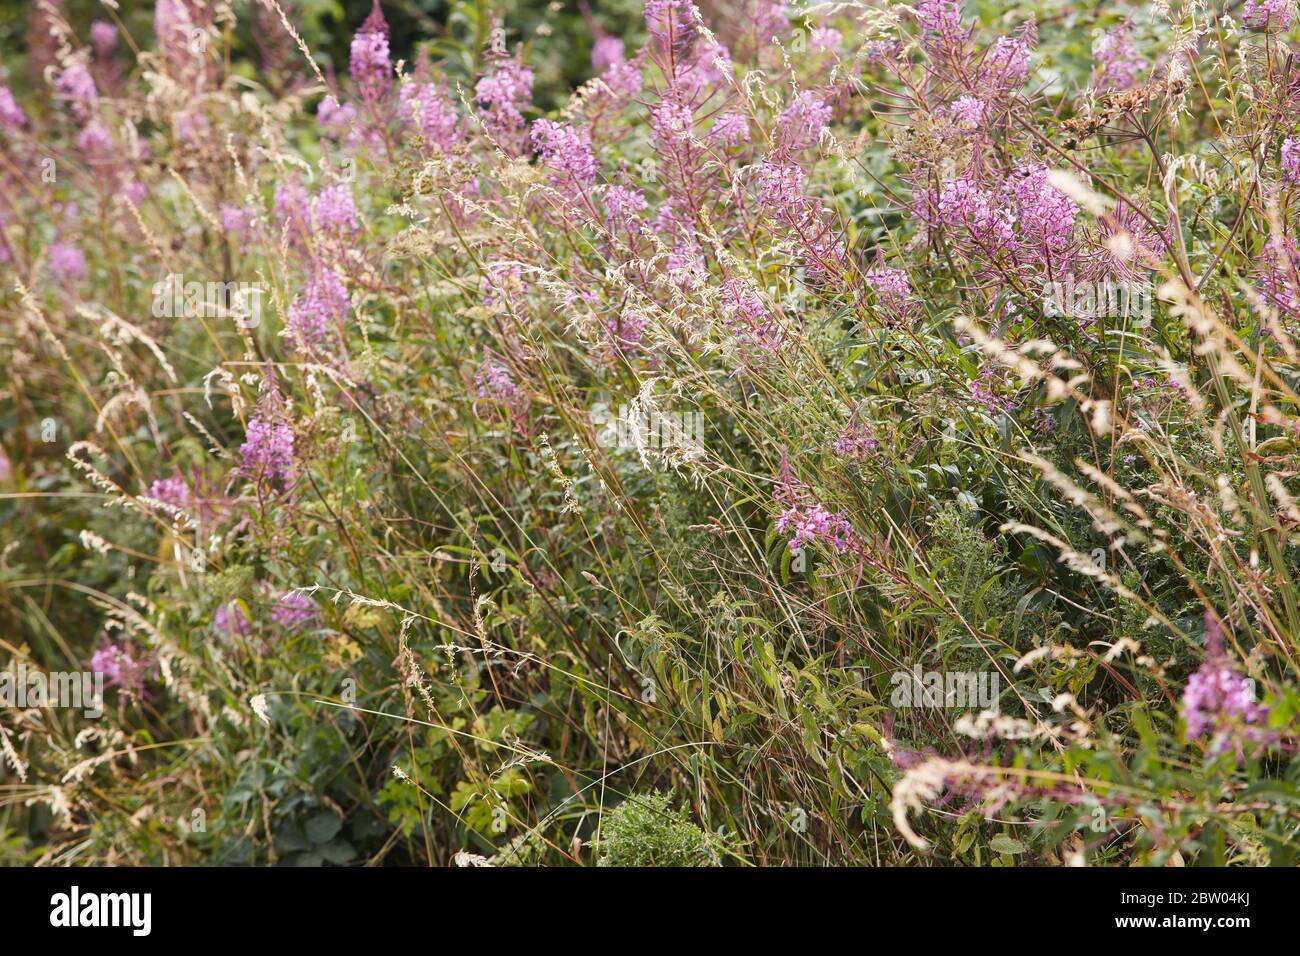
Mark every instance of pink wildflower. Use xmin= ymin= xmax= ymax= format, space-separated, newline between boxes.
xmin=710 ymin=110 xmax=750 ymax=147
xmin=350 ymin=0 xmax=392 ymax=104
xmin=48 ymin=242 xmax=87 ymax=283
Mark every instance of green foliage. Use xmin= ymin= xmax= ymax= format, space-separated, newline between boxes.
xmin=595 ymin=792 xmax=721 ymax=867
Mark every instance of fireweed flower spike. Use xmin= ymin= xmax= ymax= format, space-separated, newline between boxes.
xmin=240 ymin=418 xmax=294 ymax=487
xmin=475 ymin=55 xmax=535 ymax=151
xmin=399 ymin=82 xmax=461 ymax=152
xmin=154 ymin=0 xmax=212 ymax=89
xmin=1091 ymin=26 xmax=1147 ymax=91
xmin=90 ymin=20 xmax=118 ymax=55
xmin=605 ymin=185 xmax=649 ymax=233
xmin=832 ymin=407 xmax=879 ymax=459
xmin=149 ymin=475 xmax=191 ymax=509
xmin=531 ymin=120 xmax=598 ymax=198
xmin=54 ymin=63 xmax=98 ymax=123
xmin=89 ymin=638 xmax=150 ymax=696
xmin=1243 ymin=0 xmax=1293 ymax=31
xmin=314 ymin=183 xmax=359 ymax=235
xmin=0 ymin=86 xmax=27 ymax=131
xmin=776 ymin=91 xmax=832 ymax=155
xmin=475 ymin=360 xmax=517 ymax=402
xmin=863 ymin=260 xmax=915 ymax=320
xmin=949 ymin=96 xmax=985 ymax=131
xmin=318 ymin=95 xmax=359 ymax=136
xmin=287 ymin=265 xmax=350 ymax=348
xmin=272 ymin=592 xmax=318 ymax=632
xmin=772 ymin=449 xmax=856 ymax=555
xmin=48 ymin=241 xmax=88 ymax=283
xmin=592 ymin=36 xmax=626 ymax=74
xmin=220 ymin=204 xmax=254 ymax=240
xmin=1282 ymin=137 xmax=1300 ymax=185
xmin=239 ymin=373 xmax=294 ymax=489
xmin=1180 ymin=614 xmax=1274 ymax=759
xmin=709 ymin=110 xmax=750 ymax=147
xmin=274 ymin=179 xmax=312 ymax=246
xmin=351 ymin=0 xmax=392 ymax=106
xmin=213 ymin=603 xmax=251 ymax=639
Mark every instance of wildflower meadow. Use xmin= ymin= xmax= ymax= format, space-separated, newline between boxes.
xmin=2 ymin=0 xmax=1300 ymax=871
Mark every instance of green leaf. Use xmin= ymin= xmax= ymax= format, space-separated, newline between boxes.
xmin=989 ymin=835 xmax=1025 ymax=855
xmin=304 ymin=812 xmax=343 ymax=845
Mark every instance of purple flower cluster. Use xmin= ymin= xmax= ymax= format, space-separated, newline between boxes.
xmin=710 ymin=111 xmax=750 ymax=147
xmin=864 ymin=262 xmax=914 ymax=319
xmin=55 ymin=64 xmax=98 ymax=123
xmin=914 ymin=0 xmax=969 ymax=53
xmin=480 ymin=261 xmax=527 ymax=308
xmin=475 ymin=361 xmax=517 ymax=401
xmin=48 ymin=241 xmax=87 ymax=283
xmin=833 ymin=415 xmax=878 ymax=458
xmin=969 ymin=364 xmax=1015 ymax=415
xmin=776 ymin=502 xmax=854 ymax=555
xmin=288 ymin=266 xmax=349 ymax=347
xmin=399 ymin=83 xmax=460 ymax=152
xmin=532 ymin=120 xmax=598 ymax=192
xmin=475 ymin=58 xmax=534 ymax=145
xmin=650 ymin=99 xmax=695 ymax=153
xmin=78 ymin=121 xmax=113 ymax=158
xmin=721 ymin=278 xmax=780 ymax=348
xmin=274 ymin=180 xmax=311 ymax=239
xmin=750 ymin=0 xmax=791 ymax=48
xmin=607 ymin=309 xmax=649 ymax=348
xmin=1252 ymin=233 xmax=1300 ymax=322
xmin=810 ymin=27 xmax=841 ymax=56
xmin=90 ymin=20 xmax=118 ymax=54
xmin=1091 ymin=28 xmax=1147 ymax=91
xmin=757 ymin=161 xmax=806 ymax=214
xmin=318 ymin=95 xmax=358 ymax=134
xmin=214 ymin=602 xmax=251 ymax=638
xmin=154 ymin=1 xmax=199 ymax=57
xmin=777 ymin=92 xmax=832 ymax=154
xmin=605 ymin=185 xmax=648 ymax=231
xmin=314 ymin=184 xmax=358 ymax=234
xmin=473 ymin=356 xmax=528 ymax=432
xmin=646 ymin=0 xmax=700 ymax=45
xmin=604 ymin=60 xmax=644 ymax=101
xmin=1181 ymin=616 xmax=1272 ymax=757
xmin=593 ymin=37 xmax=626 ymax=74
xmin=272 ymin=591 xmax=318 ymax=632
xmin=980 ymin=26 xmax=1034 ymax=93
xmin=90 ymin=638 xmax=150 ymax=695
xmin=220 ymin=204 xmax=253 ymax=240
xmin=933 ymin=178 xmax=1015 ymax=252
xmin=1283 ymin=137 xmax=1300 ymax=185
xmin=1004 ymin=163 xmax=1077 ymax=254
xmin=239 ymin=417 xmax=294 ymax=486
xmin=350 ymin=1 xmax=392 ymax=104
xmin=0 ymin=86 xmax=27 ymax=130
xmin=1098 ymin=202 xmax=1165 ymax=280
xmin=149 ymin=475 xmax=191 ymax=508
xmin=772 ymin=453 xmax=855 ymax=555
xmin=1243 ymin=0 xmax=1293 ymax=30
xmin=949 ymin=96 xmax=985 ymax=130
